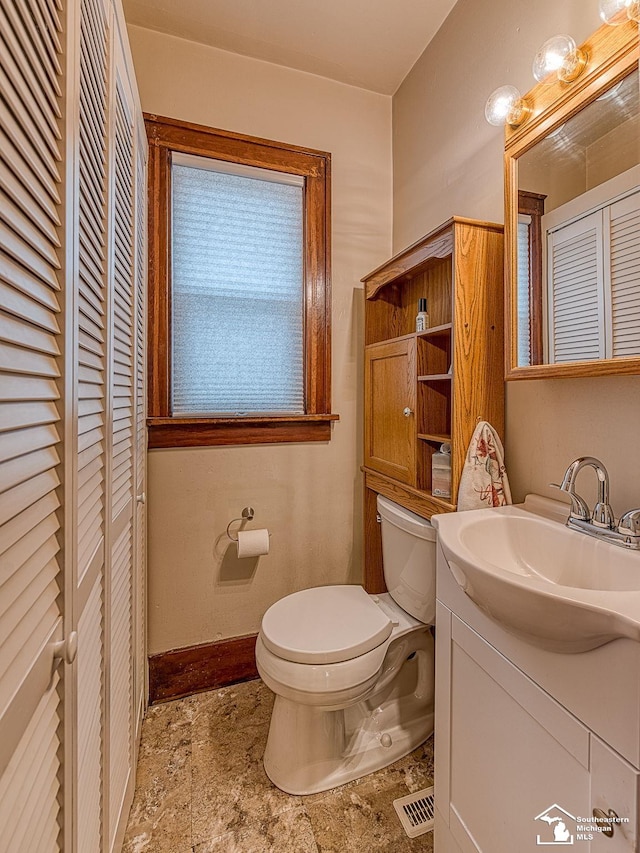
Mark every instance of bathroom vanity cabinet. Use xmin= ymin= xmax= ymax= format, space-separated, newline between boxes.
xmin=435 ymin=545 xmax=640 ymax=852
xmin=361 ymin=218 xmax=504 ymax=592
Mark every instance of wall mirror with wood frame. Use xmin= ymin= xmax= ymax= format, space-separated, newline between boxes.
xmin=505 ymin=20 xmax=640 ymax=379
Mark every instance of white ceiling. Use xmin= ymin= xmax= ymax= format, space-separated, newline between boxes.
xmin=122 ymin=0 xmax=458 ymax=95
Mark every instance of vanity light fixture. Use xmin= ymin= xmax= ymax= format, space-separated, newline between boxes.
xmin=532 ymin=34 xmax=588 ymax=84
xmin=599 ymin=0 xmax=640 ymax=24
xmin=484 ymin=85 xmax=530 ymax=127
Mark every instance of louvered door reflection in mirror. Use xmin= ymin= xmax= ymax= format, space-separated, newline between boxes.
xmin=505 ymin=21 xmax=640 ymax=379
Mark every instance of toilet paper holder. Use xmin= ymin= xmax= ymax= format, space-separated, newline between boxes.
xmin=226 ymin=506 xmax=255 ymax=542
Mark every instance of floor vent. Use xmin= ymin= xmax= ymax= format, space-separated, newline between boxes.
xmin=393 ymin=786 xmax=435 ymax=838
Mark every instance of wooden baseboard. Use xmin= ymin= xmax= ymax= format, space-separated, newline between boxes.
xmin=148 ymin=633 xmax=259 ymax=704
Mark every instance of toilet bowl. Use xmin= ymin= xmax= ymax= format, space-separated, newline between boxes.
xmin=256 ymin=496 xmax=437 ymax=795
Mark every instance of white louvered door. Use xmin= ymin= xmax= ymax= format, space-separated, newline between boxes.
xmin=1 ymin=0 xmax=146 ymax=850
xmin=133 ymin=120 xmax=147 ymax=743
xmin=70 ymin=0 xmax=110 ymax=849
xmin=546 ymin=210 xmax=605 ymax=363
xmin=0 ymin=0 xmax=66 ymax=850
xmin=608 ymin=189 xmax=640 ymax=358
xmin=107 ymin=27 xmax=138 ymax=850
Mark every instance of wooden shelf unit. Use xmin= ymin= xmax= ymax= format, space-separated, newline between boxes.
xmin=362 ymin=217 xmax=505 ymax=592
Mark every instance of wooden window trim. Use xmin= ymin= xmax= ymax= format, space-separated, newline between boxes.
xmin=145 ymin=114 xmax=337 ymax=447
xmin=518 ymin=189 xmax=546 ymax=366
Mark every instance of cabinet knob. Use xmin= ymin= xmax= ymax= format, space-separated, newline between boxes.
xmin=136 ymin=492 xmax=146 ymax=504
xmin=53 ymin=631 xmax=78 ymax=666
xmin=403 ymin=407 xmax=413 ymax=418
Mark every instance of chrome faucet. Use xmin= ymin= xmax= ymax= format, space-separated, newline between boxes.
xmin=553 ymin=457 xmax=640 ymax=550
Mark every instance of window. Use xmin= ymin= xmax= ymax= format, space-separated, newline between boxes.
xmin=145 ymin=115 xmax=336 ymax=446
xmin=517 ymin=190 xmax=546 ymax=366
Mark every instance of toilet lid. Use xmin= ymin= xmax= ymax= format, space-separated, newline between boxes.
xmin=260 ymin=585 xmax=393 ymax=665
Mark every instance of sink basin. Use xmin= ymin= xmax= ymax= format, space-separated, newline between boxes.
xmin=432 ymin=495 xmax=640 ymax=653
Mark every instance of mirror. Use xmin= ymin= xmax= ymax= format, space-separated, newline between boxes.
xmin=505 ymin=21 xmax=640 ymax=379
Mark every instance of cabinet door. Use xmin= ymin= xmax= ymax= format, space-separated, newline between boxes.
xmin=436 ymin=610 xmax=592 ymax=853
xmin=364 ymin=337 xmax=416 ymax=485
xmin=590 ymin=737 xmax=639 ymax=852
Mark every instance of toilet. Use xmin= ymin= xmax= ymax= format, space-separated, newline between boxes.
xmin=255 ymin=495 xmax=437 ymax=795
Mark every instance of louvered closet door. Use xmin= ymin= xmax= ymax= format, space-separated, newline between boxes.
xmin=72 ymin=0 xmax=109 ymax=849
xmin=133 ymin=121 xmax=147 ymax=738
xmin=0 ymin=0 xmax=66 ymax=850
xmin=547 ymin=210 xmax=605 ymax=363
xmin=107 ymin=34 xmax=137 ymax=850
xmin=608 ymin=190 xmax=640 ymax=358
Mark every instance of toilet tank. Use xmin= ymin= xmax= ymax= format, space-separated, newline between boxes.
xmin=377 ymin=495 xmax=437 ymax=624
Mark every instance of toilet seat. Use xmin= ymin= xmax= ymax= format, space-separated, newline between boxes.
xmin=260 ymin=585 xmax=393 ymax=665
xmin=256 ymin=592 xmax=428 ymax=705
xmin=255 ymin=633 xmax=392 ymax=704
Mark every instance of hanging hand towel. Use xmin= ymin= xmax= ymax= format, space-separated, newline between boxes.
xmin=457 ymin=421 xmax=512 ymax=511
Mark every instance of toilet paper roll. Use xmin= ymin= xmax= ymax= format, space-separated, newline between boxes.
xmin=236 ymin=528 xmax=270 ymax=558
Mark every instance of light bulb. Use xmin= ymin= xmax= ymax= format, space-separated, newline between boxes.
xmin=599 ymin=0 xmax=640 ymax=23
xmin=484 ymin=86 xmax=529 ymax=127
xmin=532 ymin=35 xmax=587 ymax=84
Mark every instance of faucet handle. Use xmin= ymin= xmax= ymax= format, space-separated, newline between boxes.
xmin=549 ymin=483 xmax=590 ymax=521
xmin=618 ymin=509 xmax=640 ymax=537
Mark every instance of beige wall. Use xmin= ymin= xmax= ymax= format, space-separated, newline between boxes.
xmin=393 ymin=0 xmax=640 ymax=515
xmin=128 ymin=25 xmax=392 ymax=654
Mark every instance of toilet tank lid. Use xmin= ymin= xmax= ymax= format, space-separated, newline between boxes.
xmin=376 ymin=495 xmax=436 ymax=541
xmin=260 ymin=585 xmax=393 ymax=665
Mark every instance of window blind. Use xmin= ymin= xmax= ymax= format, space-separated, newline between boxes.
xmin=517 ymin=215 xmax=532 ymax=366
xmin=171 ymin=155 xmax=305 ymax=416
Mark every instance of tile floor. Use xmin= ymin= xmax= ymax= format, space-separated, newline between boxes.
xmin=123 ymin=678 xmax=435 ymax=852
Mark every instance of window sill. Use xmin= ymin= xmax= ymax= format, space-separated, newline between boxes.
xmin=147 ymin=414 xmax=340 ymax=448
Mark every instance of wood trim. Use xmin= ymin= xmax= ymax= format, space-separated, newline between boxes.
xmin=505 ymin=21 xmax=639 ymax=156
xmin=147 ymin=141 xmax=171 ymax=416
xmin=362 ymin=217 xmax=503 ymax=299
xmin=364 ymin=486 xmax=385 ymax=594
xmin=145 ymin=114 xmax=334 ymax=445
xmin=506 ymin=358 xmax=640 ymax=380
xmin=145 ymin=113 xmax=331 ymax=166
xmin=148 ymin=415 xmax=338 ymax=448
xmin=505 ymin=20 xmax=640 ymax=380
xmin=363 ymin=468 xmax=456 ymax=518
xmin=148 ymin=634 xmax=259 ymax=704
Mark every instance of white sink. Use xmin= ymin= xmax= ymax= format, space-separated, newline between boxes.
xmin=432 ymin=495 xmax=640 ymax=653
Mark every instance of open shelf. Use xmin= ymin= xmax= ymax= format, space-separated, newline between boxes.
xmin=417 ymin=322 xmax=452 ymax=338
xmin=418 ymin=373 xmax=452 ymax=382
xmin=364 ymin=255 xmax=453 ymax=346
xmin=418 ymin=433 xmax=452 ymax=443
